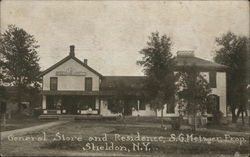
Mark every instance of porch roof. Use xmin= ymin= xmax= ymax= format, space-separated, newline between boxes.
xmin=100 ymin=76 xmax=145 ymax=90
xmin=42 ymin=90 xmax=143 ymax=97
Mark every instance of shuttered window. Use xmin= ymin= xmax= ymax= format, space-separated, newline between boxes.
xmin=50 ymin=77 xmax=58 ymax=91
xmin=209 ymin=72 xmax=217 ymax=88
xmin=85 ymin=77 xmax=92 ymax=91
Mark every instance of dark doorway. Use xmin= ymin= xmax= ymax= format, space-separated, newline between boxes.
xmin=78 ymin=96 xmax=95 ymax=110
xmin=62 ymin=96 xmax=78 ymax=114
xmin=124 ymin=99 xmax=136 ymax=116
xmin=124 ymin=105 xmax=132 ymax=116
xmin=61 ymin=96 xmax=96 ymax=114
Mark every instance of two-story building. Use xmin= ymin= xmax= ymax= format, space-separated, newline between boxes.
xmin=39 ymin=45 xmax=227 ymax=119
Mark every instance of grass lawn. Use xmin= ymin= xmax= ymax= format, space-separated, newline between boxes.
xmin=1 ymin=120 xmax=249 ymax=156
xmin=118 ymin=116 xmax=250 ymax=132
xmin=110 ymin=126 xmax=249 ymax=154
xmin=0 ymin=117 xmax=54 ymax=132
xmin=206 ymin=122 xmax=250 ymax=133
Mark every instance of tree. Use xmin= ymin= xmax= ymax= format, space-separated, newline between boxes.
xmin=177 ymin=65 xmax=211 ymax=131
xmin=214 ymin=32 xmax=249 ymax=124
xmin=108 ymin=80 xmax=137 ymax=127
xmin=137 ymin=32 xmax=177 ymax=128
xmin=0 ymin=86 xmax=7 ymax=101
xmin=0 ymin=25 xmax=41 ymax=110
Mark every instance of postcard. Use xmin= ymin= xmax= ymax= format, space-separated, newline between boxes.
xmin=0 ymin=0 xmax=249 ymax=156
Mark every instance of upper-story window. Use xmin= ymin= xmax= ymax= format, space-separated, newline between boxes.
xmin=85 ymin=77 xmax=92 ymax=91
xmin=209 ymin=71 xmax=217 ymax=88
xmin=50 ymin=77 xmax=58 ymax=91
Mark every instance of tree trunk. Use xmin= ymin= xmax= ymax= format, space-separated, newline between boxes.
xmin=17 ymin=83 xmax=22 ymax=112
xmin=161 ymin=108 xmax=164 ymax=129
xmin=241 ymin=111 xmax=245 ymax=125
xmin=122 ymin=107 xmax=126 ymax=128
xmin=122 ymin=114 xmax=126 ymax=128
xmin=2 ymin=113 xmax=6 ymax=128
xmin=231 ymin=107 xmax=237 ymax=123
xmin=232 ymin=107 xmax=243 ymax=123
xmin=234 ymin=108 xmax=243 ymax=123
xmin=193 ymin=113 xmax=196 ymax=131
xmin=192 ymin=103 xmax=196 ymax=131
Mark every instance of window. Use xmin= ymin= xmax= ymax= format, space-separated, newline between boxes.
xmin=85 ymin=77 xmax=92 ymax=91
xmin=209 ymin=72 xmax=217 ymax=88
xmin=139 ymin=100 xmax=146 ymax=110
xmin=50 ymin=77 xmax=58 ymax=91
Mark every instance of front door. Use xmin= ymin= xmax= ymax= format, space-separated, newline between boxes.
xmin=124 ymin=99 xmax=135 ymax=116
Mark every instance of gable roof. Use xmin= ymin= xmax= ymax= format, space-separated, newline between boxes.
xmin=39 ymin=55 xmax=102 ymax=77
xmin=175 ymin=56 xmax=228 ymax=71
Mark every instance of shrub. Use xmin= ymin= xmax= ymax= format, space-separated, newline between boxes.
xmin=212 ymin=110 xmax=223 ymax=124
xmin=33 ymin=107 xmax=42 ymax=117
xmin=171 ymin=117 xmax=181 ymax=130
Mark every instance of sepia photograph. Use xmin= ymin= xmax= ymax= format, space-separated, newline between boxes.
xmin=0 ymin=0 xmax=249 ymax=156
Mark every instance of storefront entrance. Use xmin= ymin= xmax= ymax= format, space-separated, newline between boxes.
xmin=45 ymin=95 xmax=97 ymax=115
xmin=62 ymin=96 xmax=96 ymax=114
xmin=62 ymin=96 xmax=78 ymax=114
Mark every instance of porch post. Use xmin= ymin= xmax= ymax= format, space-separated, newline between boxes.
xmin=95 ymin=97 xmax=99 ymax=114
xmin=137 ymin=100 xmax=140 ymax=110
xmin=42 ymin=95 xmax=46 ymax=109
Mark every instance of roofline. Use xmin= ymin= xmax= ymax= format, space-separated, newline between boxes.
xmin=38 ymin=55 xmax=71 ymax=77
xmin=38 ymin=55 xmax=227 ymax=78
xmin=72 ymin=56 xmax=103 ymax=77
xmin=193 ymin=57 xmax=229 ymax=69
xmin=38 ymin=55 xmax=103 ymax=78
xmin=175 ymin=56 xmax=229 ymax=72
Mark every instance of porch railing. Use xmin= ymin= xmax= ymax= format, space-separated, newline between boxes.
xmin=43 ymin=109 xmax=98 ymax=115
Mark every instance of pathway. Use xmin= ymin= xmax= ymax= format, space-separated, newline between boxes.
xmin=1 ymin=120 xmax=69 ymax=139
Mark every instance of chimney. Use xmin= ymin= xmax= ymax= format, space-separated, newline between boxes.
xmin=84 ymin=59 xmax=88 ymax=65
xmin=69 ymin=45 xmax=75 ymax=57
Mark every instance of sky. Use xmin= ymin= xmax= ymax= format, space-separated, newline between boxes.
xmin=1 ymin=0 xmax=249 ymax=76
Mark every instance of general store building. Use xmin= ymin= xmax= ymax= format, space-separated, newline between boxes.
xmin=39 ymin=45 xmax=228 ymax=119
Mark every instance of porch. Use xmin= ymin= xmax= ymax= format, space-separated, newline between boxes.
xmin=42 ymin=93 xmax=100 ymax=115
xmin=38 ymin=114 xmax=117 ymax=120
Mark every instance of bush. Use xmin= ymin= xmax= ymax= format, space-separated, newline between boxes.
xmin=171 ymin=117 xmax=181 ymax=130
xmin=212 ymin=110 xmax=223 ymax=124
xmin=33 ymin=107 xmax=42 ymax=117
